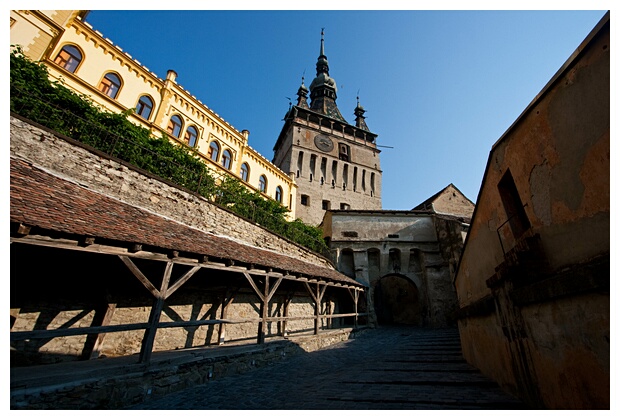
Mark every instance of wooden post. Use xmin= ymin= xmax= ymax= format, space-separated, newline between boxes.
xmin=354 ymin=289 xmax=359 ymax=329
xmin=258 ymin=276 xmax=269 ymax=344
xmin=10 ymin=308 xmax=20 ymax=330
xmin=139 ymin=261 xmax=173 ymax=364
xmin=348 ymin=288 xmax=360 ymax=328
xmin=315 ymin=283 xmax=320 ymax=335
xmin=304 ymin=282 xmax=326 ymax=335
xmin=81 ymin=301 xmax=117 ymax=360
xmin=244 ymin=273 xmax=282 ymax=344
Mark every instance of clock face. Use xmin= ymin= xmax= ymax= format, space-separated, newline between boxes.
xmin=314 ymin=134 xmax=334 ymax=152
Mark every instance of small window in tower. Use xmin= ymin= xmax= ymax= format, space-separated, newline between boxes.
xmin=339 ymin=143 xmax=350 ymax=162
xmin=322 ymin=200 xmax=330 ymax=210
xmin=300 ymin=195 xmax=309 ymax=206
xmin=340 ymin=203 xmax=350 ymax=210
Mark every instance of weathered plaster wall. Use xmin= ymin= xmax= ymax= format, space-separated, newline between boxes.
xmin=431 ymin=185 xmax=475 ymax=219
xmin=325 ymin=211 xmax=465 ymax=327
xmin=455 ymin=15 xmax=609 ymax=409
xmin=456 ymin=19 xmax=609 ymax=304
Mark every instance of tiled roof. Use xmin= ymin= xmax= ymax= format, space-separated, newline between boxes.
xmin=10 ymin=158 xmax=361 ymax=287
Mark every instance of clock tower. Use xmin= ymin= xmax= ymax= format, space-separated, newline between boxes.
xmin=272 ymin=30 xmax=382 ymax=225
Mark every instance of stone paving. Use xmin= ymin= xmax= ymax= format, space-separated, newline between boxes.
xmin=128 ymin=326 xmax=528 ymax=410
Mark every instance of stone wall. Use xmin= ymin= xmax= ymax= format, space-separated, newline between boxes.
xmin=10 ymin=115 xmax=351 ymax=367
xmin=9 ymin=115 xmax=332 ymax=267
xmin=323 ymin=211 xmax=464 ymax=327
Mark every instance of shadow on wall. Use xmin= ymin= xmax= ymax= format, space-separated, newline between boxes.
xmin=10 ymin=243 xmax=357 ymax=368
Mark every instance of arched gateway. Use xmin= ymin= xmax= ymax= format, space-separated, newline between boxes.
xmin=372 ymin=274 xmax=422 ymax=326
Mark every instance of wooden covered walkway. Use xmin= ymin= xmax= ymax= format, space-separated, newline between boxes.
xmin=10 ymin=155 xmax=367 ymax=367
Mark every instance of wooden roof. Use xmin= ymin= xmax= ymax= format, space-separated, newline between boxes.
xmin=10 ymin=157 xmax=361 ymax=287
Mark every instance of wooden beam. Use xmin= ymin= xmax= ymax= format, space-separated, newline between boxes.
xmin=318 ymin=284 xmax=327 ymax=303
xmin=303 ymin=281 xmax=317 ymax=301
xmin=10 ymin=308 xmax=20 ymax=330
xmin=16 ymin=223 xmax=31 ymax=236
xmin=118 ymin=256 xmax=160 ymax=298
xmin=353 ymin=289 xmax=359 ymax=328
xmin=78 ymin=236 xmax=95 ymax=247
xmin=244 ymin=272 xmax=265 ymax=301
xmin=12 ymin=235 xmax=367 ymax=291
xmin=266 ymin=277 xmax=283 ymax=302
xmin=82 ymin=302 xmax=117 ymax=360
xmin=168 ymin=250 xmax=179 ymax=259
xmin=257 ymin=276 xmax=269 ymax=344
xmin=139 ymin=261 xmax=173 ymax=364
xmin=165 ymin=266 xmax=201 ymax=299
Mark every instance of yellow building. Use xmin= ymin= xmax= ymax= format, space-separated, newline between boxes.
xmin=10 ymin=10 xmax=297 ymax=218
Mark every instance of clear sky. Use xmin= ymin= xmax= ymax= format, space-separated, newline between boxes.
xmin=77 ymin=4 xmax=608 ymax=211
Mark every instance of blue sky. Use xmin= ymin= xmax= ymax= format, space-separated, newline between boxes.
xmin=82 ymin=5 xmax=609 ymax=211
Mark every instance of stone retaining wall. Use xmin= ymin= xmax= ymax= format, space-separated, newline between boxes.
xmin=9 ymin=115 xmax=331 ymax=267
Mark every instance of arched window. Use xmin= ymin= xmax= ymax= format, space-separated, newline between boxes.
xmin=184 ymin=125 xmax=198 ymax=147
xmin=167 ymin=115 xmax=183 ymax=138
xmin=259 ymin=175 xmax=267 ymax=193
xmin=208 ymin=141 xmax=220 ymax=161
xmin=240 ymin=163 xmax=250 ymax=182
xmin=98 ymin=72 xmax=122 ymax=99
xmin=339 ymin=248 xmax=355 ymax=278
xmin=371 ymin=172 xmax=376 ymax=196
xmin=389 ymin=248 xmax=401 ymax=273
xmin=135 ymin=95 xmax=154 ymax=120
xmin=54 ymin=44 xmax=82 ymax=73
xmin=221 ymin=149 xmax=232 ymax=170
xmin=275 ymin=186 xmax=283 ymax=203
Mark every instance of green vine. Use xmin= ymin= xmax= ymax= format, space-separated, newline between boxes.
xmin=10 ymin=47 xmax=327 ymax=254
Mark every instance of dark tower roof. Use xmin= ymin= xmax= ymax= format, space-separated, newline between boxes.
xmin=295 ymin=76 xmax=309 ymax=109
xmin=354 ymin=95 xmax=370 ymax=131
xmin=308 ymin=29 xmax=347 ymax=123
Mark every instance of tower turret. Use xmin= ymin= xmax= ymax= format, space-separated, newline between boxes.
xmin=308 ymin=29 xmax=347 ymax=122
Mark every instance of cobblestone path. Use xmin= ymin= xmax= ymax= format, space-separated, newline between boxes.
xmin=128 ymin=326 xmax=527 ymax=410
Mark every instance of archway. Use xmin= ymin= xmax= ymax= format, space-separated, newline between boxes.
xmin=373 ymin=274 xmax=421 ymax=325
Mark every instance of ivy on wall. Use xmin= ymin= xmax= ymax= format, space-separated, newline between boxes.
xmin=10 ymin=47 xmax=327 ymax=254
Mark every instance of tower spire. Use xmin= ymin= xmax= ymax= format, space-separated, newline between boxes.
xmin=308 ymin=28 xmax=346 ymax=122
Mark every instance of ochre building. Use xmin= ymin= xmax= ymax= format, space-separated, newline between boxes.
xmin=273 ymin=30 xmax=382 ymax=225
xmin=10 ymin=10 xmax=297 ymax=217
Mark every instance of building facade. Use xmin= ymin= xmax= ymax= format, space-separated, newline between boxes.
xmin=10 ymin=10 xmax=297 ymax=217
xmin=322 ymin=194 xmax=471 ymax=328
xmin=454 ymin=13 xmax=609 ymax=409
xmin=272 ymin=31 xmax=382 ymax=225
